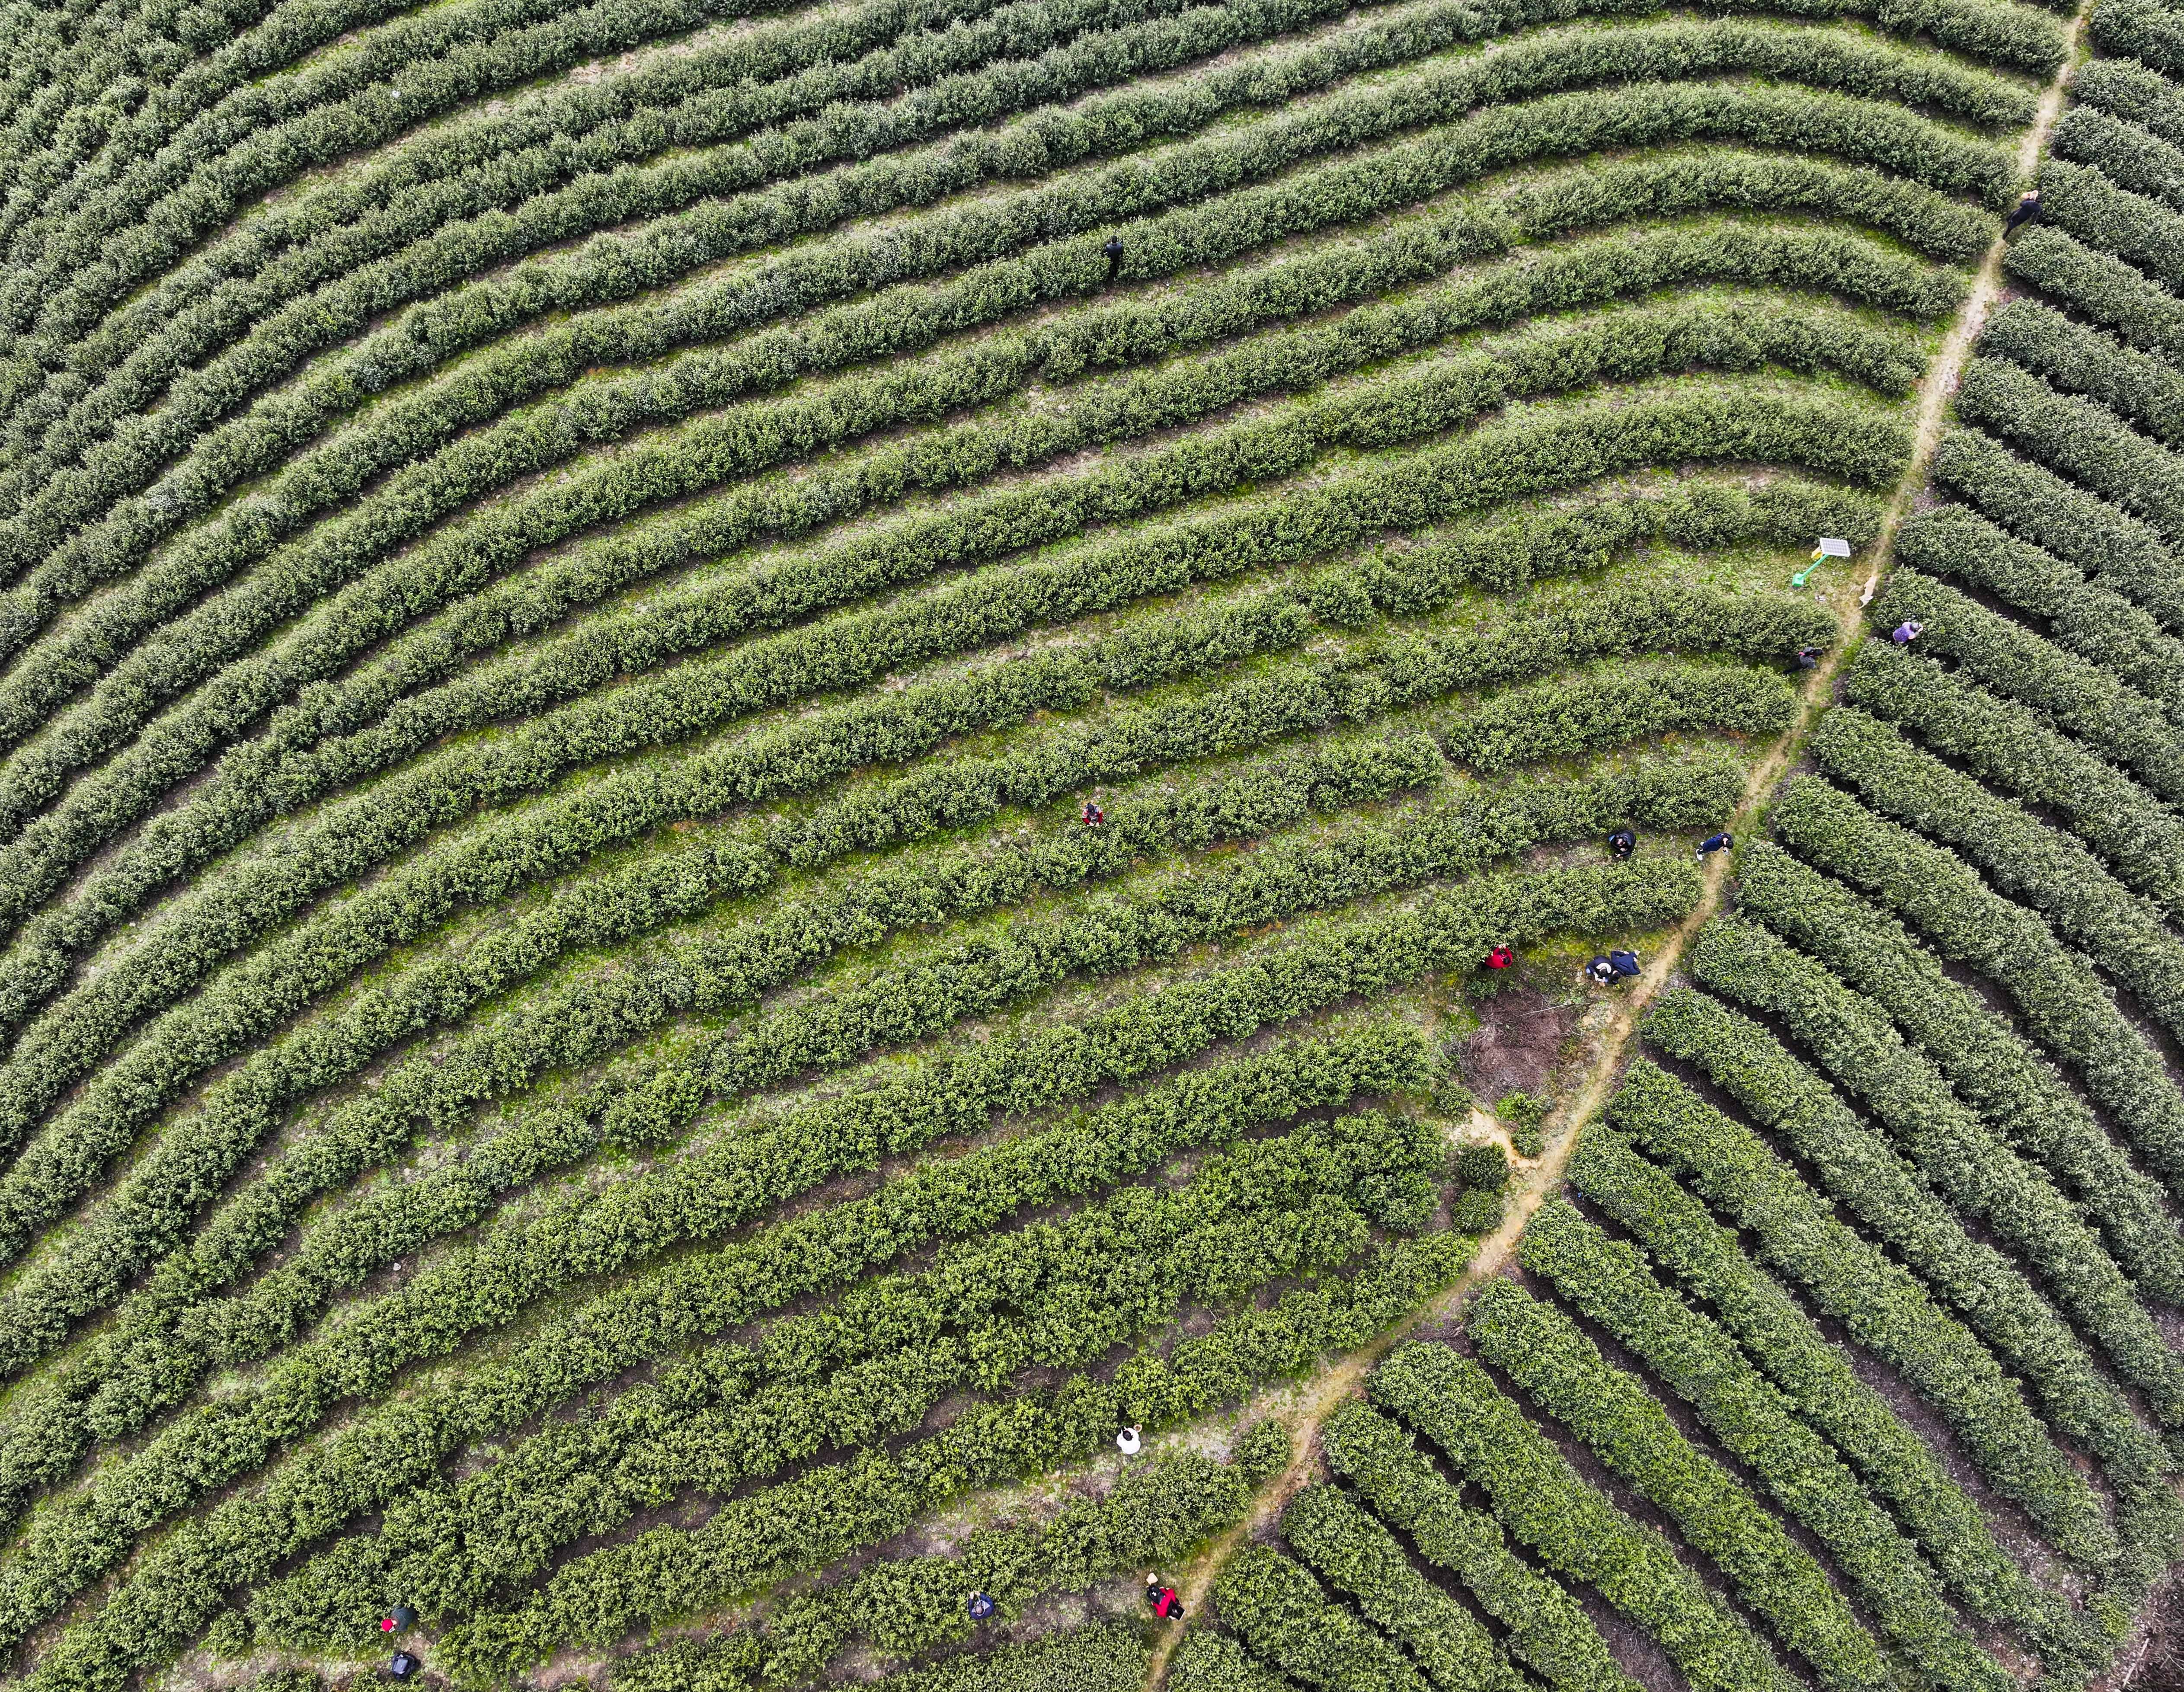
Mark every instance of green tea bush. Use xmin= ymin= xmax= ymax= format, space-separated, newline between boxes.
xmin=1928 ymin=425 xmax=2184 ymax=633
xmin=1689 ymin=915 xmax=2184 ymax=1420
xmin=1770 ymin=778 xmax=2184 ymax=1188
xmin=1519 ymin=1202 xmax=2010 ymax=1692
xmin=1282 ymin=1485 xmax=1526 ymax=1692
xmin=0 ymin=0 xmax=2069 ymax=1671
xmin=1842 ymin=640 xmax=2184 ymax=915
xmin=1319 ymin=1401 xmax=1641 ymax=1692
xmin=1980 ymin=295 xmax=2184 ymax=444
xmin=1642 ymin=992 xmax=2183 ymax=1567
xmin=1234 ymin=1421 xmax=1293 ymax=1487
xmin=1808 ymin=706 xmax=2184 ymax=1036
xmin=1468 ymin=1280 xmax=1897 ymax=1692
xmin=1893 ymin=504 xmax=2184 ymax=714
xmin=1217 ymin=1547 xmax=1432 ymax=1692
xmin=1864 ymin=563 xmax=2184 ymax=798
xmin=1732 ymin=842 xmax=2184 ymax=1295
xmin=2004 ymin=223 xmax=2184 ymax=368
xmin=253 ymin=1121 xmax=1386 ymax=1649
xmin=1604 ymin=1056 xmax=2116 ymax=1565
xmin=0 ymin=1031 xmax=1426 ymax=1660
xmin=1365 ymin=1344 xmax=1796 ymax=1692
xmin=1565 ymin=1126 xmax=2088 ymax=1668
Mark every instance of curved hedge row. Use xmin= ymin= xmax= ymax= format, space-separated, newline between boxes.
xmin=1927 ymin=425 xmax=2184 ymax=633
xmin=0 ymin=5 xmax=2003 ymax=553
xmin=1981 ymin=295 xmax=2184 ymax=443
xmin=1807 ymin=705 xmax=2184 ymax=1038
xmin=0 ymin=379 xmax=1883 ymax=1016
xmin=428 ymin=1231 xmax=1478 ymax=1686
xmin=1843 ymin=640 xmax=2184 ymax=914
xmin=0 ymin=813 xmax=1445 ymax=1535
xmin=0 ymin=270 xmax=1915 ymax=850
xmin=0 ymin=35 xmax=1991 ymax=624
xmin=1893 ymin=505 xmax=2184 ymax=720
xmin=244 ymin=1111 xmax=1413 ymax=1654
xmin=1218 ymin=1547 xmax=1433 ymax=1692
xmin=1280 ymin=1485 xmax=1528 ymax=1692
xmin=1518 ymin=1201 xmax=2011 ymax=1692
xmin=1565 ymin=1125 xmax=2088 ymax=1669
xmin=0 ymin=0 xmax=2047 ymax=1671
xmin=1644 ymin=988 xmax=2184 ymax=1569
xmin=1605 ymin=1054 xmax=2116 ymax=1564
xmin=1733 ymin=841 xmax=2184 ymax=1293
xmin=1771 ymin=777 xmax=2184 ymax=1188
xmin=1365 ymin=1344 xmax=1800 ymax=1692
xmin=1688 ymin=915 xmax=2184 ymax=1420
xmin=1468 ymin=1279 xmax=1893 ymax=1692
xmin=0 ymin=1028 xmax=1424 ymax=1660
xmin=610 ymin=1450 xmax=1250 ymax=1689
xmin=0 ymin=835 xmax=1706 ymax=1544
xmin=0 ymin=202 xmax=1935 ymax=799
xmin=1318 ymin=1400 xmax=1642 ymax=1692
xmin=0 ymin=583 xmax=1802 ymax=1328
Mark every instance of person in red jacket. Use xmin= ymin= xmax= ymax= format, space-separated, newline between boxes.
xmin=1485 ymin=944 xmax=1513 ymax=970
xmin=1146 ymin=1575 xmax=1185 ymax=1621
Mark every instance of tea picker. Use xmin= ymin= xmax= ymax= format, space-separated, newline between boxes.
xmin=968 ymin=1592 xmax=997 ymax=1621
xmin=1116 ymin=1425 xmax=1142 ymax=1455
xmin=1792 ymin=536 xmax=1851 ymax=590
xmin=1146 ymin=1576 xmax=1185 ymax=1620
xmin=380 ymin=1605 xmax=416 ymax=1634
xmin=2005 ymin=190 xmax=2041 ymax=234
xmin=1484 ymin=944 xmax=1513 ymax=970
xmin=1697 ymin=832 xmax=1733 ymax=859
xmin=1892 ymin=620 xmax=1924 ymax=646
xmin=1607 ymin=827 xmax=1636 ymax=860
xmin=1588 ymin=950 xmax=1641 ymax=985
xmin=1103 ymin=235 xmax=1125 ymax=280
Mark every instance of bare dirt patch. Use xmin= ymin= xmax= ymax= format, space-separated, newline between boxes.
xmin=1461 ymin=984 xmax=1578 ymax=1100
xmin=2123 ymin=1572 xmax=2184 ymax=1691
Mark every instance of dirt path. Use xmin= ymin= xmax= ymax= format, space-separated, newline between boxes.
xmin=1143 ymin=15 xmax=2091 ymax=1679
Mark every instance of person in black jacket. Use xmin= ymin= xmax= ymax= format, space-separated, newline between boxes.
xmin=1607 ymin=827 xmax=1636 ymax=861
xmin=2005 ymin=190 xmax=2041 ymax=234
xmin=1103 ymin=234 xmax=1125 ymax=280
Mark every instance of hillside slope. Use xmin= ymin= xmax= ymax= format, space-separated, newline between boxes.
xmin=10 ymin=0 xmax=2180 ymax=1685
